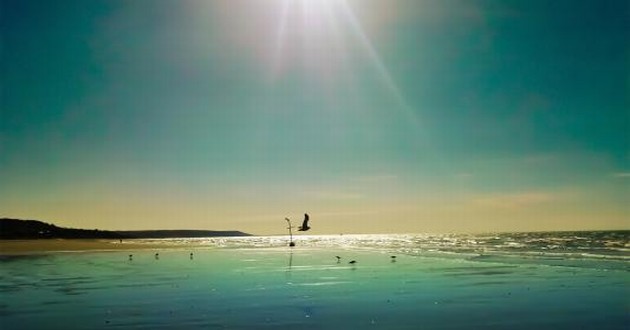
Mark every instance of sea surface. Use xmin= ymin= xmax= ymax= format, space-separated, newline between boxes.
xmin=1 ymin=231 xmax=628 ymax=329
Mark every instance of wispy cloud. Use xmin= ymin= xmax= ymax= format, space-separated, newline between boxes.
xmin=353 ymin=174 xmax=398 ymax=183
xmin=306 ymin=190 xmax=365 ymax=201
xmin=454 ymin=172 xmax=473 ymax=179
xmin=471 ymin=192 xmax=556 ymax=209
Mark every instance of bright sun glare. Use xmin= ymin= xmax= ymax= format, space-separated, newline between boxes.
xmin=270 ymin=0 xmax=408 ymax=110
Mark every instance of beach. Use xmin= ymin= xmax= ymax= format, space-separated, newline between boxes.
xmin=3 ymin=1 xmax=627 ymax=328
xmin=0 ymin=239 xmax=167 ymax=254
xmin=0 ymin=233 xmax=628 ymax=329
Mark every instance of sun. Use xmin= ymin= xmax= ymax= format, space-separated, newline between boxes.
xmin=199 ymin=0 xmax=410 ymax=113
xmin=271 ymin=0 xmax=348 ymax=74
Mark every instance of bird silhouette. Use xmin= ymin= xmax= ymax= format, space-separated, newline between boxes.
xmin=297 ymin=213 xmax=310 ymax=231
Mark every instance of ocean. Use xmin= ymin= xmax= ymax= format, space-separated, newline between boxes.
xmin=1 ymin=231 xmax=628 ymax=329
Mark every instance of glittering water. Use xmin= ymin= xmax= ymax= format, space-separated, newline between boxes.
xmin=0 ymin=232 xmax=628 ymax=329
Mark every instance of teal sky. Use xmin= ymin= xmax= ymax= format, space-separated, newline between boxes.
xmin=1 ymin=0 xmax=628 ymax=234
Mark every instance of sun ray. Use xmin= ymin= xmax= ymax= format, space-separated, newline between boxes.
xmin=271 ymin=0 xmax=292 ymax=82
xmin=266 ymin=0 xmax=419 ymax=126
xmin=338 ymin=0 xmax=413 ymax=119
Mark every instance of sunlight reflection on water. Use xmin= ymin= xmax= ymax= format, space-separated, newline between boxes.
xmin=125 ymin=232 xmax=629 ymax=270
xmin=0 ymin=232 xmax=628 ymax=329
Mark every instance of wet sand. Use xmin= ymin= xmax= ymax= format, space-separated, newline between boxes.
xmin=1 ymin=246 xmax=627 ymax=329
xmin=0 ymin=239 xmax=166 ymax=254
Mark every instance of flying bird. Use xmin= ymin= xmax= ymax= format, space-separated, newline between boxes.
xmin=297 ymin=213 xmax=310 ymax=231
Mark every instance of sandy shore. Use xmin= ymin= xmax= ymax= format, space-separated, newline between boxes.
xmin=0 ymin=239 xmax=167 ymax=254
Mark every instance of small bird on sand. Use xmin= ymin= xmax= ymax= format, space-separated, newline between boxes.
xmin=190 ymin=252 xmax=194 ymax=259
xmin=391 ymin=255 xmax=397 ymax=262
xmin=128 ymin=254 xmax=133 ymax=261
xmin=155 ymin=253 xmax=159 ymax=259
xmin=297 ymin=213 xmax=310 ymax=231
xmin=348 ymin=260 xmax=357 ymax=264
xmin=335 ymin=256 xmax=341 ymax=263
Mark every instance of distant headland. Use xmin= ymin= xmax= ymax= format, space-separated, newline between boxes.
xmin=0 ymin=218 xmax=251 ymax=239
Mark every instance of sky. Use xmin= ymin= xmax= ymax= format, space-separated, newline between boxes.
xmin=1 ymin=0 xmax=628 ymax=235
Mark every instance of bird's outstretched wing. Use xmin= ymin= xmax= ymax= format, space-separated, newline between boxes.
xmin=298 ymin=213 xmax=310 ymax=231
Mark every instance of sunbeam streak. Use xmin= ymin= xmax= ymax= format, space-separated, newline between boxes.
xmin=268 ymin=0 xmax=416 ymax=123
xmin=271 ymin=0 xmax=292 ymax=82
xmin=338 ymin=0 xmax=415 ymax=119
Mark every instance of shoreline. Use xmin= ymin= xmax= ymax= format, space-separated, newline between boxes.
xmin=0 ymin=239 xmax=171 ymax=254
